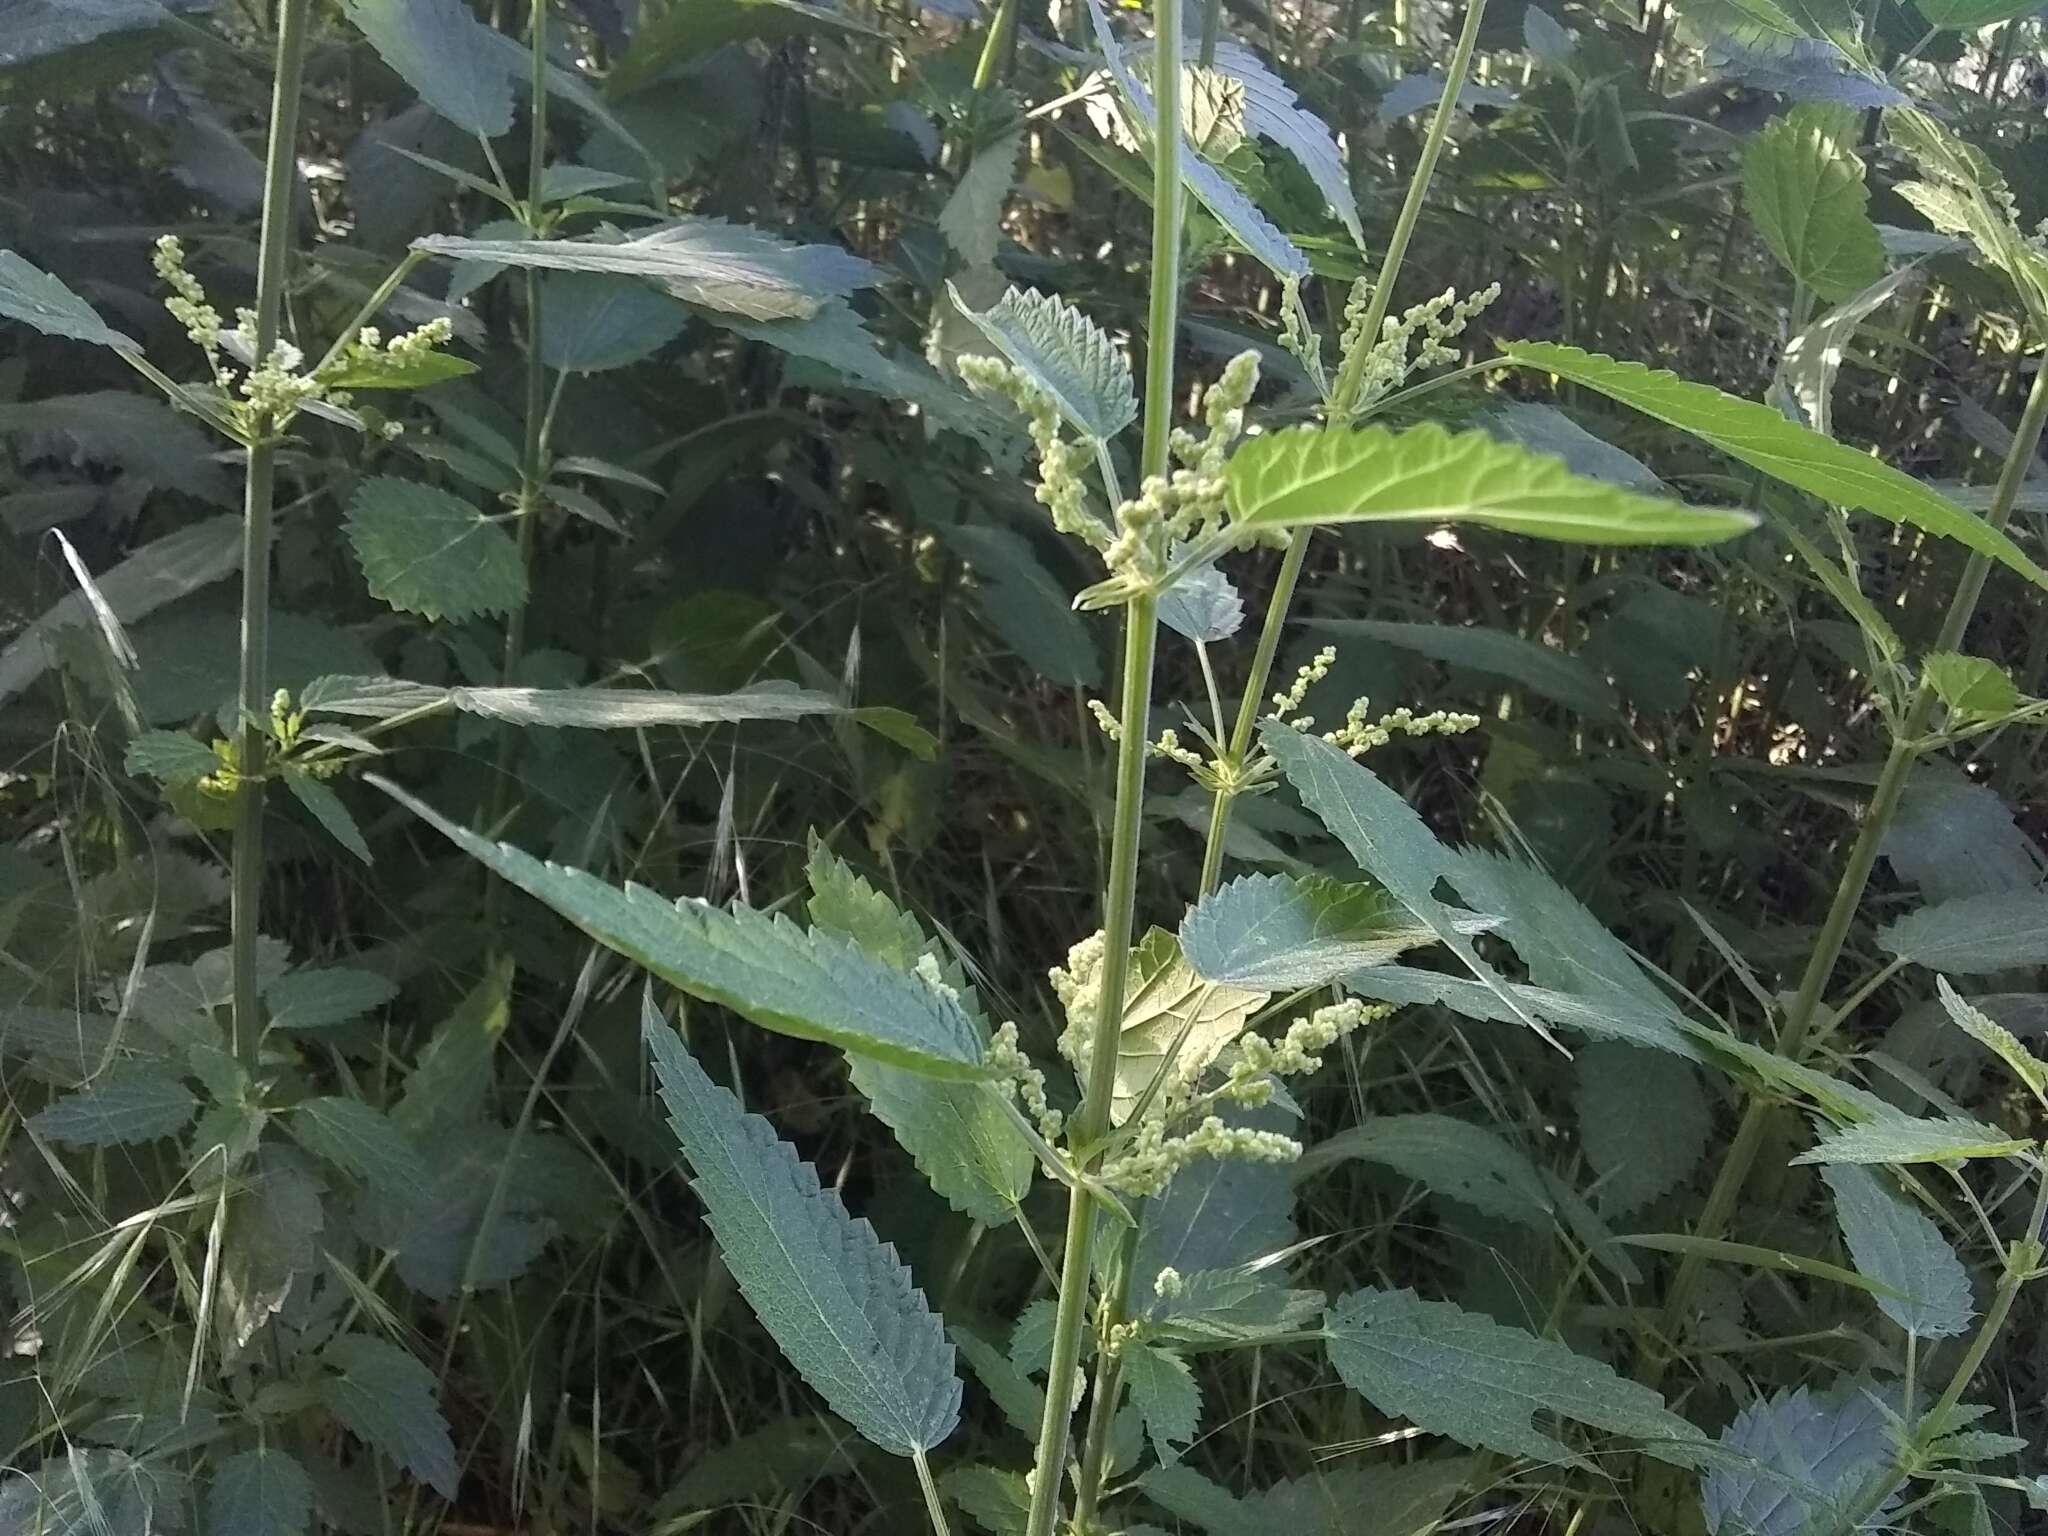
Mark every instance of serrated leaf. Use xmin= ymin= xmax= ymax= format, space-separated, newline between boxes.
xmin=1157 ymin=558 xmax=1244 ymax=642
xmin=950 ymin=1328 xmax=1046 ymax=1437
xmin=951 ymin=285 xmax=1136 ymax=441
xmin=644 ymin=997 xmax=961 ymax=1454
xmin=1922 ymin=652 xmax=2022 ymax=723
xmin=30 ymin=1066 xmax=197 ymax=1146
xmin=1794 ymin=1112 xmax=2029 ymax=1165
xmin=344 ymin=477 xmax=527 ymax=622
xmin=1876 ymin=889 xmax=2048 ymax=974
xmin=1743 ymin=105 xmax=1884 ymax=302
xmin=1935 ymin=978 xmax=2048 ymax=1109
xmin=288 ymin=1098 xmax=430 ymax=1202
xmin=1098 ymin=929 xmax=1266 ymax=1125
xmin=942 ymin=1465 xmax=1032 ymax=1534
xmin=285 ymin=773 xmax=372 ymax=866
xmin=1144 ymin=1458 xmax=1474 ymax=1536
xmin=318 ymin=1335 xmax=459 ymax=1499
xmin=1124 ymin=1343 xmax=1200 ymax=1462
xmin=1702 ymin=1384 xmax=1899 ymax=1536
xmin=1257 ymin=725 xmax=1557 ymax=1048
xmin=1888 ymin=107 xmax=2048 ymax=328
xmin=0 ymin=391 xmax=235 ymax=503
xmin=1323 ymin=1287 xmax=1703 ymax=1466
xmin=1298 ymin=1113 xmax=1558 ymax=1228
xmin=264 ymin=967 xmax=397 ymax=1030
xmin=1775 ymin=260 xmax=1930 ymax=437
xmin=1709 ymin=36 xmax=1905 ymax=108
xmin=376 ymin=779 xmax=986 ymax=1077
xmin=1499 ymin=344 xmax=2048 ymax=590
xmin=1080 ymin=0 xmax=1308 ymax=278
xmin=1310 ymin=618 xmax=1620 ymax=715
xmin=0 ymin=1449 xmax=185 ymax=1536
xmin=651 ymin=1417 xmax=859 ymax=1517
xmin=1823 ymin=1164 xmax=1974 ymax=1339
xmin=1484 ymin=401 xmax=1662 ymax=489
xmin=319 ymin=349 xmax=477 ymax=392
xmin=1915 ymin=0 xmax=2044 ymax=23
xmin=393 ymin=960 xmax=509 ymax=1137
xmin=124 ymin=730 xmax=219 ymax=785
xmin=1209 ymin=41 xmax=1361 ymax=247
xmin=1226 ymin=423 xmax=1757 ymax=545
xmin=538 ymin=271 xmax=689 ymax=373
xmin=207 ymin=1448 xmax=312 ymax=1536
xmin=1180 ymin=872 xmax=1442 ymax=989
xmin=1574 ymin=1044 xmax=1710 ymax=1215
xmin=342 ymin=0 xmax=514 ymax=138
xmin=415 ymin=216 xmax=884 ymax=321
xmin=805 ymin=845 xmax=1034 ymax=1222
xmin=0 ymin=249 xmax=138 ymax=351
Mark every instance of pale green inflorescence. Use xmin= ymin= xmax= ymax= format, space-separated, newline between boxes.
xmin=152 ymin=234 xmax=456 ymax=441
xmin=1282 ymin=275 xmax=1501 ymax=420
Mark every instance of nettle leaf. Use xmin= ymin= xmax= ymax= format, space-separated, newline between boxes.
xmin=318 ymin=1335 xmax=460 ymax=1499
xmin=1922 ymin=652 xmax=2022 ymax=723
xmin=207 ymin=1447 xmax=312 ymax=1536
xmin=1258 ymin=725 xmax=1557 ymax=1047
xmin=1209 ymin=41 xmax=1362 ymax=247
xmin=538 ymin=271 xmax=689 ymax=373
xmin=1180 ymin=872 xmax=1441 ymax=989
xmin=1500 ymin=343 xmax=2048 ymax=591
xmin=940 ymin=131 xmax=1021 ymax=270
xmin=1484 ymin=402 xmax=1662 ymax=490
xmin=951 ymin=284 xmax=1137 ymax=441
xmin=0 ymin=1449 xmax=185 ymax=1536
xmin=1102 ymin=928 xmax=1267 ymax=1126
xmin=287 ymin=1097 xmax=430 ymax=1203
xmin=943 ymin=1465 xmax=1033 ymax=1534
xmin=806 ymin=846 xmax=1033 ymax=1223
xmin=950 ymin=1328 xmax=1047 ymax=1438
xmin=344 ymin=477 xmax=527 ymax=622
xmin=1742 ymin=104 xmax=1884 ymax=302
xmin=376 ymin=779 xmax=986 ymax=1077
xmin=30 ymin=1066 xmax=197 ymax=1146
xmin=940 ymin=523 xmax=1103 ymax=689
xmin=644 ymin=999 xmax=961 ymax=1454
xmin=124 ymin=730 xmax=219 ymax=785
xmin=1157 ymin=558 xmax=1244 ymax=643
xmin=1916 ymin=0 xmax=2044 ymax=24
xmin=415 ymin=216 xmax=885 ymax=322
xmin=1702 ymin=1384 xmax=1899 ymax=1536
xmin=1310 ymin=617 xmax=1620 ymax=716
xmin=1888 ymin=107 xmax=2048 ymax=327
xmin=1878 ymin=889 xmax=2048 ymax=974
xmin=342 ymin=0 xmax=514 ymax=138
xmin=0 ymin=249 xmax=139 ymax=351
xmin=1936 ymin=978 xmax=2048 ymax=1109
xmin=1795 ymin=1112 xmax=2029 ymax=1165
xmin=1823 ymin=1164 xmax=1974 ymax=1339
xmin=1145 ymin=1458 xmax=1475 ymax=1536
xmin=1124 ymin=1343 xmax=1200 ymax=1462
xmin=1323 ymin=1287 xmax=1703 ymax=1467
xmin=1080 ymin=0 xmax=1308 ymax=279
xmin=1776 ymin=261 xmax=1931 ymax=436
xmin=1574 ymin=1044 xmax=1711 ymax=1215
xmin=285 ymin=773 xmax=372 ymax=866
xmin=264 ymin=967 xmax=397 ymax=1030
xmin=1225 ymin=423 xmax=1756 ymax=546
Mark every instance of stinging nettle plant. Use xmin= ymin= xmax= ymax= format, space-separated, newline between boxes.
xmin=8 ymin=0 xmax=2048 ymax=1532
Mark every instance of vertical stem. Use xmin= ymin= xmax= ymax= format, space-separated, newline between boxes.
xmin=1198 ymin=0 xmax=1489 ymax=890
xmin=1653 ymin=351 xmax=2048 ymax=1375
xmin=970 ymin=0 xmax=1019 ymax=92
xmin=485 ymin=0 xmax=552 ymax=858
xmin=1022 ymin=1 xmax=1182 ymax=1529
xmin=230 ymin=0 xmax=313 ymax=1077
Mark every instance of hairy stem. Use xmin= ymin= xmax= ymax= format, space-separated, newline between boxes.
xmin=1197 ymin=0 xmax=1489 ymax=892
xmin=1654 ymin=348 xmax=2048 ymax=1375
xmin=1022 ymin=0 xmax=1182 ymax=1526
xmin=230 ymin=0 xmax=313 ymax=1077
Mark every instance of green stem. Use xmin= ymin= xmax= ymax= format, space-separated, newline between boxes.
xmin=1653 ymin=349 xmax=2048 ymax=1376
xmin=308 ymin=248 xmax=426 ymax=378
xmin=484 ymin=0 xmax=553 ymax=866
xmin=1821 ymin=1160 xmax=2048 ymax=1536
xmin=1196 ymin=0 xmax=1488 ymax=892
xmin=970 ymin=0 xmax=1019 ymax=93
xmin=1023 ymin=1 xmax=1184 ymax=1526
xmin=230 ymin=0 xmax=313 ymax=1078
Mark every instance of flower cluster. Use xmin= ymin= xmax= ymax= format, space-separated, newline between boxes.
xmin=1281 ymin=275 xmax=1500 ymax=419
xmin=152 ymin=235 xmax=455 ymax=442
xmin=1317 ymin=698 xmax=1483 ymax=757
xmin=990 ymin=1019 xmax=1064 ymax=1143
xmin=959 ymin=349 xmax=1265 ymax=607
